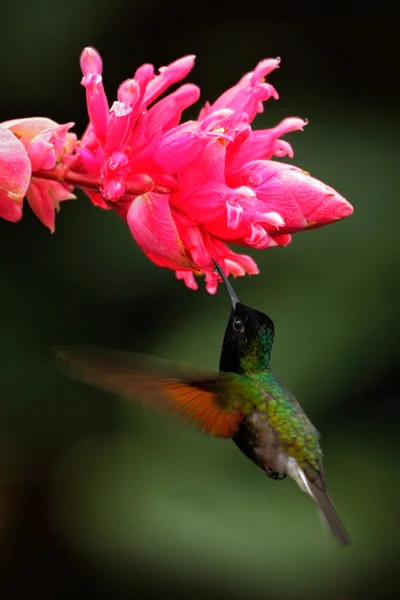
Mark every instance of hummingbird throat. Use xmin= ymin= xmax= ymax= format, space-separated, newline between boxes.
xmin=240 ymin=327 xmax=273 ymax=374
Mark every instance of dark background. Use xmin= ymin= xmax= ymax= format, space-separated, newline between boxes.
xmin=0 ymin=3 xmax=399 ymax=599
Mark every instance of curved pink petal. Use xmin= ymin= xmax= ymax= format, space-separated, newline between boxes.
xmin=76 ymin=145 xmax=103 ymax=175
xmin=0 ymin=126 xmax=31 ymax=222
xmin=143 ymin=55 xmax=196 ymax=107
xmin=175 ymin=221 xmax=211 ymax=268
xmin=213 ymin=240 xmax=259 ymax=275
xmin=227 ymin=117 xmax=307 ymax=172
xmin=154 ymin=121 xmax=213 ymax=173
xmin=29 ymin=123 xmax=76 ymax=171
xmin=26 ymin=180 xmax=55 ymax=232
xmin=26 ymin=179 xmax=74 ymax=232
xmin=234 ymin=160 xmax=353 ymax=232
xmin=173 ymin=235 xmax=259 ymax=293
xmin=269 ymin=233 xmax=292 ymax=247
xmin=127 ymin=193 xmax=193 ymax=269
xmin=203 ymin=239 xmax=259 ymax=294
xmin=175 ymin=270 xmax=199 ymax=291
xmin=174 ymin=181 xmax=231 ymax=229
xmin=0 ymin=195 xmax=23 ymax=222
xmin=2 ymin=117 xmax=60 ymax=145
xmin=172 ymin=177 xmax=280 ymax=250
xmin=178 ymin=137 xmax=226 ymax=192
xmin=201 ymin=58 xmax=280 ymax=124
xmin=80 ymin=46 xmax=103 ymax=76
xmin=144 ymin=250 xmax=191 ymax=271
xmin=81 ymin=48 xmax=109 ymax=148
xmin=49 ymin=181 xmax=76 ymax=207
xmin=147 ymin=84 xmax=200 ymax=134
xmin=3 ymin=118 xmax=77 ymax=171
xmin=117 ymin=78 xmax=140 ymax=107
xmin=104 ymin=102 xmax=132 ymax=154
xmin=154 ymin=109 xmax=234 ymax=174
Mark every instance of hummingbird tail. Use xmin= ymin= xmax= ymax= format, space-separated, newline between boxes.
xmin=288 ymin=460 xmax=350 ymax=545
xmin=307 ymin=480 xmax=350 ymax=546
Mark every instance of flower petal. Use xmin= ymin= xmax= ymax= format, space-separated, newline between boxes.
xmin=127 ymin=193 xmax=193 ymax=269
xmin=175 ymin=270 xmax=199 ymax=291
xmin=26 ymin=179 xmax=74 ymax=232
xmin=3 ymin=118 xmax=77 ymax=172
xmin=80 ymin=48 xmax=109 ymax=148
xmin=201 ymin=58 xmax=280 ymax=124
xmin=28 ymin=123 xmax=76 ymax=171
xmin=0 ymin=125 xmax=31 ymax=222
xmin=227 ymin=117 xmax=307 ymax=172
xmin=147 ymin=84 xmax=200 ymax=134
xmin=143 ymin=55 xmax=196 ymax=107
xmin=234 ymin=160 xmax=353 ymax=232
xmin=2 ymin=117 xmax=60 ymax=145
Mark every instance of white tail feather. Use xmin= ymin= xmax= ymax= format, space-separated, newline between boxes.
xmin=286 ymin=457 xmax=312 ymax=495
xmin=286 ymin=457 xmax=350 ymax=545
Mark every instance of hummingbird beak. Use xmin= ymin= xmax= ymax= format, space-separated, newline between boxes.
xmin=212 ymin=259 xmax=240 ymax=309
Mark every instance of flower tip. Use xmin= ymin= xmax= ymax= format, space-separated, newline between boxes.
xmin=206 ymin=281 xmax=218 ymax=295
xmin=80 ymin=47 xmax=103 ymax=76
xmin=182 ymin=54 xmax=196 ymax=64
xmin=255 ymin=57 xmax=281 ymax=77
xmin=159 ymin=55 xmax=196 ymax=78
xmin=0 ymin=199 xmax=23 ymax=223
xmin=176 ymin=54 xmax=196 ymax=68
xmin=117 ymin=78 xmax=140 ymax=106
xmin=7 ymin=191 xmax=24 ymax=202
xmin=324 ymin=186 xmax=354 ymax=221
xmin=338 ymin=198 xmax=354 ymax=218
xmin=176 ymin=270 xmax=199 ymax=290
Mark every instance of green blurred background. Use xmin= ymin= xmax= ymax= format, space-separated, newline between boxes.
xmin=0 ymin=4 xmax=399 ymax=599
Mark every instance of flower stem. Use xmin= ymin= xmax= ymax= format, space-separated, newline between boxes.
xmin=33 ymin=167 xmax=102 ymax=190
xmin=31 ymin=167 xmax=165 ymax=197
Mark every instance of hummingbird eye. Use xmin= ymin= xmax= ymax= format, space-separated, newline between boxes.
xmin=233 ymin=317 xmax=244 ymax=332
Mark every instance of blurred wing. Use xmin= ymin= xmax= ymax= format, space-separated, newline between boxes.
xmin=55 ymin=346 xmax=243 ymax=438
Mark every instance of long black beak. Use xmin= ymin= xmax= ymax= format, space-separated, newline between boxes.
xmin=213 ymin=259 xmax=240 ymax=309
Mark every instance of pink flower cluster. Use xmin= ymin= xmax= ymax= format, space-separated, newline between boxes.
xmin=0 ymin=118 xmax=76 ymax=232
xmin=0 ymin=48 xmax=353 ymax=292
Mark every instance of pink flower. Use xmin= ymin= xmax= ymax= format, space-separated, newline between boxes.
xmin=0 ymin=49 xmax=353 ymax=292
xmin=0 ymin=117 xmax=76 ymax=231
xmin=74 ymin=49 xmax=352 ymax=292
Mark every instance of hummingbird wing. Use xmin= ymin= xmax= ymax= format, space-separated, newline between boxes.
xmin=55 ymin=346 xmax=244 ymax=438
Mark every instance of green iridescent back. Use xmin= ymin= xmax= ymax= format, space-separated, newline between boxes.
xmin=258 ymin=372 xmax=323 ymax=474
xmin=236 ymin=326 xmax=323 ymax=477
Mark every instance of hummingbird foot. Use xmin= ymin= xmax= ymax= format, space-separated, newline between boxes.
xmin=264 ymin=468 xmax=286 ymax=481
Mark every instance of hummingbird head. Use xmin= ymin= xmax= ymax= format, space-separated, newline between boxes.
xmin=213 ymin=261 xmax=275 ymax=375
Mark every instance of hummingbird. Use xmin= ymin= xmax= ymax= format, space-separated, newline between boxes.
xmin=55 ymin=260 xmax=350 ymax=545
